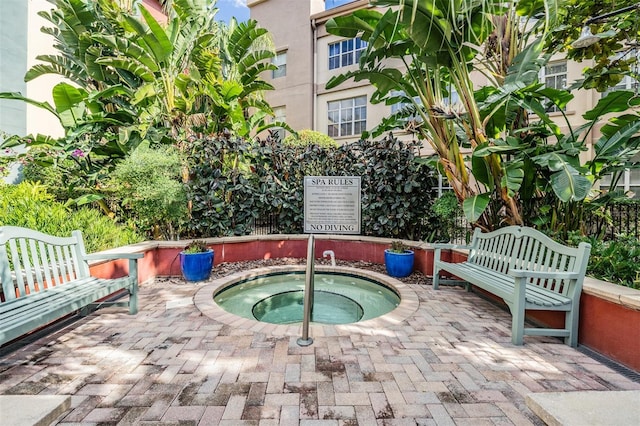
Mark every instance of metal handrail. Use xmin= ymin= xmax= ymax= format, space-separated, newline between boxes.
xmin=297 ymin=234 xmax=315 ymax=346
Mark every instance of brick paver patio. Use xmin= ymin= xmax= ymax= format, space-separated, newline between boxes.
xmin=1 ymin=272 xmax=638 ymax=425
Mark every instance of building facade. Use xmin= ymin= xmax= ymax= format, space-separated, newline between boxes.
xmin=249 ymin=0 xmax=639 ymax=197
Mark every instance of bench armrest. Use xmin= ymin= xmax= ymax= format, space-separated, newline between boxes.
xmin=83 ymin=253 xmax=144 ymax=261
xmin=509 ymin=269 xmax=579 ymax=280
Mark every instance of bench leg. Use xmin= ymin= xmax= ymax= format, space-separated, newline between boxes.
xmin=565 ymin=308 xmax=579 ymax=347
xmin=128 ymin=259 xmax=139 ymax=315
xmin=129 ymin=283 xmax=139 ymax=315
xmin=433 ymin=248 xmax=442 ymax=289
xmin=511 ymin=277 xmax=526 ymax=345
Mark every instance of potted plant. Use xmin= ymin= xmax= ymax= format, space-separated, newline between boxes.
xmin=384 ymin=241 xmax=414 ymax=278
xmin=179 ymin=240 xmax=214 ymax=282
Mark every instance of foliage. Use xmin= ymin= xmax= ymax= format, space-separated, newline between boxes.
xmin=325 ymin=0 xmax=555 ymax=230
xmin=547 ymin=0 xmax=640 ymax=92
xmin=183 ymin=240 xmax=209 ymax=253
xmin=183 ymin=133 xmax=438 ymax=240
xmin=569 ymin=233 xmax=640 ymax=289
xmin=183 ymin=135 xmax=267 ymax=237
xmin=283 ymin=130 xmax=338 ymax=149
xmin=352 ymin=136 xmax=437 ymax=239
xmin=389 ymin=240 xmax=409 ymax=253
xmin=0 ymin=0 xmax=284 ymax=216
xmin=0 ymin=181 xmax=141 ymax=252
xmin=108 ymin=143 xmax=187 ymax=240
xmin=425 ymin=190 xmax=465 ymax=243
xmin=325 ymin=0 xmax=640 ymax=239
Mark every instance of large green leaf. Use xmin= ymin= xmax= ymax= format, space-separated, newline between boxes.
xmin=535 ymin=153 xmax=592 ymax=202
xmin=463 ymin=193 xmax=490 ymax=223
xmin=549 ymin=165 xmax=592 ymax=202
xmin=325 ymin=9 xmax=382 ymax=38
xmin=95 ymin=57 xmax=155 ymax=82
xmin=504 ymin=40 xmax=545 ymax=87
xmin=473 ymin=140 xmax=527 ymax=157
xmin=502 ymin=160 xmax=524 ymax=196
xmin=138 ymin=5 xmax=173 ymax=64
xmin=52 ymin=83 xmax=87 ymax=128
xmin=326 ymin=68 xmax=403 ymax=94
xmin=0 ymin=92 xmax=58 ymax=118
xmin=583 ymin=90 xmax=640 ymax=120
xmin=91 ymin=34 xmax=159 ymax=72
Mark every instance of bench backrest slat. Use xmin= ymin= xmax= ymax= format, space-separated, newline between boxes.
xmin=38 ymin=240 xmax=54 ymax=288
xmin=29 ymin=239 xmax=45 ymax=291
xmin=1 ymin=226 xmax=90 ymax=300
xmin=8 ymin=239 xmax=28 ymax=298
xmin=47 ymin=243 xmax=62 ymax=287
xmin=468 ymin=226 xmax=591 ymax=299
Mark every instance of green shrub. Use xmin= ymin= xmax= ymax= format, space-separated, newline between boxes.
xmin=109 ymin=143 xmax=188 ymax=240
xmin=0 ymin=182 xmax=141 ymax=252
xmin=424 ymin=191 xmax=465 ymax=242
xmin=185 ymin=134 xmax=438 ymax=239
xmin=283 ymin=130 xmax=338 ymax=148
xmin=21 ymin=147 xmax=92 ymax=202
xmin=569 ymin=233 xmax=640 ymax=289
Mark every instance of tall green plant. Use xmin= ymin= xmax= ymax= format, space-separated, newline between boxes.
xmin=326 ymin=0 xmax=640 ymax=237
xmin=1 ymin=0 xmax=286 ymax=215
xmin=325 ymin=0 xmax=553 ymax=229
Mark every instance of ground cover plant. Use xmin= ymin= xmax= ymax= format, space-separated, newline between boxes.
xmin=0 ymin=182 xmax=141 ymax=252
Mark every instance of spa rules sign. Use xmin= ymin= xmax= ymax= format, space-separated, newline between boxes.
xmin=304 ymin=176 xmax=361 ymax=234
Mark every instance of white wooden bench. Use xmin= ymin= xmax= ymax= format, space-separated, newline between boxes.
xmin=432 ymin=226 xmax=591 ymax=347
xmin=0 ymin=226 xmax=143 ymax=346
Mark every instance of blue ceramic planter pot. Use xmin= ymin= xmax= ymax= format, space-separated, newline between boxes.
xmin=384 ymin=249 xmax=415 ymax=278
xmin=180 ymin=249 xmax=214 ymax=281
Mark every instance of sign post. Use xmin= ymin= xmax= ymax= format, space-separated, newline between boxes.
xmin=304 ymin=176 xmax=361 ymax=234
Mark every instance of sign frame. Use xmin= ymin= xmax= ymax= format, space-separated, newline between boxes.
xmin=303 ymin=176 xmax=361 ymax=234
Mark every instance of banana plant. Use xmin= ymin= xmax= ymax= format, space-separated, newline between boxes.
xmin=326 ymin=0 xmax=560 ymax=229
xmin=0 ymin=82 xmax=145 ymax=214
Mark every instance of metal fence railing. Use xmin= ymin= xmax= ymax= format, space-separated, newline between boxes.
xmin=249 ymin=202 xmax=640 ymax=241
xmin=250 ymin=213 xmax=280 ymax=235
xmin=585 ymin=202 xmax=640 ymax=240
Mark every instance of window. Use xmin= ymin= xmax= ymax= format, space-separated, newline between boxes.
xmin=600 ymin=154 xmax=640 ymax=198
xmin=604 ymin=49 xmax=640 ymax=95
xmin=541 ymin=62 xmax=567 ymax=112
xmin=326 ymin=0 xmax=355 ymax=10
xmin=328 ymin=38 xmax=367 ymax=70
xmin=327 ymin=96 xmax=367 ymax=137
xmin=271 ymin=107 xmax=286 ymax=141
xmin=272 ymin=52 xmax=286 ymax=78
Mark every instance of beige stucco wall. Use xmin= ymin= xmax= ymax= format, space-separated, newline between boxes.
xmin=25 ymin=0 xmax=64 ymax=138
xmin=250 ymin=0 xmax=326 ymax=133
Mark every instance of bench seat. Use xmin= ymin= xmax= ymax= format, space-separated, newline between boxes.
xmin=1 ymin=226 xmax=142 ymax=346
xmin=433 ymin=226 xmax=591 ymax=346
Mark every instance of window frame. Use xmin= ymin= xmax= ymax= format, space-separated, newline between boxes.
xmin=328 ymin=37 xmax=368 ymax=70
xmin=540 ymin=61 xmax=567 ymax=112
xmin=272 ymin=51 xmax=287 ymax=79
xmin=327 ymin=95 xmax=367 ymax=138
